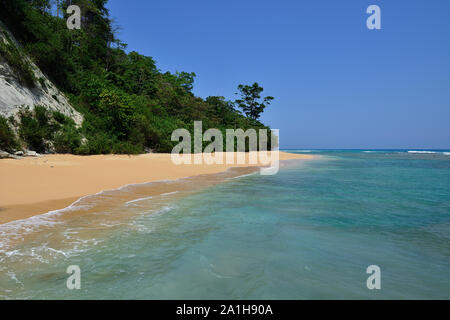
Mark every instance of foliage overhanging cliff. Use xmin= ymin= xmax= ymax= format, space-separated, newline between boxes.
xmin=0 ymin=0 xmax=271 ymax=154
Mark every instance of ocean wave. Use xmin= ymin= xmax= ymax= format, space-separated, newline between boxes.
xmin=161 ymin=191 xmax=179 ymax=196
xmin=0 ymin=177 xmax=187 ymax=253
xmin=407 ymin=151 xmax=450 ymax=155
xmin=7 ymin=272 xmax=23 ymax=286
xmin=125 ymin=196 xmax=154 ymax=205
xmin=128 ymin=221 xmax=154 ymax=234
xmin=0 ymin=190 xmax=107 ymax=254
xmin=142 ymin=205 xmax=177 ymax=219
xmin=407 ymin=151 xmax=438 ymax=154
xmin=0 ymin=189 xmax=113 ymax=255
xmin=0 ymin=213 xmax=63 ymax=254
xmin=118 ymin=179 xmax=173 ymax=192
xmin=154 ymin=205 xmax=176 ymax=214
xmin=1 ymin=240 xmax=98 ymax=266
xmin=229 ymin=172 xmax=258 ymax=180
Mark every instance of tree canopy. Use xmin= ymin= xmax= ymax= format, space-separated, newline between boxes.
xmin=235 ymin=83 xmax=274 ymax=121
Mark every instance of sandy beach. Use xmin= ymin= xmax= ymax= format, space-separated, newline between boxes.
xmin=0 ymin=152 xmax=312 ymax=224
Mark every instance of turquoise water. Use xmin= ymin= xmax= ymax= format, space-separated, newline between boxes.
xmin=1 ymin=150 xmax=449 ymax=299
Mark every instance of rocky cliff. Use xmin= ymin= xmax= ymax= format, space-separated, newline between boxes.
xmin=0 ymin=21 xmax=82 ymax=127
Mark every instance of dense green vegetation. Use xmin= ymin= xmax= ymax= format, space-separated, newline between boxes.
xmin=0 ymin=0 xmax=273 ymax=154
xmin=0 ymin=116 xmax=20 ymax=152
xmin=15 ymin=106 xmax=81 ymax=153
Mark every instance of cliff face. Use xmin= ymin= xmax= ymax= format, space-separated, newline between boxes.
xmin=0 ymin=21 xmax=82 ymax=126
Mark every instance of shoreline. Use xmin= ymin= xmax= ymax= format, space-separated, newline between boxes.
xmin=0 ymin=152 xmax=313 ymax=225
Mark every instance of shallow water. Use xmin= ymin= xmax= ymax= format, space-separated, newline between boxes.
xmin=0 ymin=150 xmax=449 ymax=299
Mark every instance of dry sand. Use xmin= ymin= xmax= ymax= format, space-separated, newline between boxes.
xmin=0 ymin=152 xmax=313 ymax=224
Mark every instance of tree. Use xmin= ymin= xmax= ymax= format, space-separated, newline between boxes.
xmin=235 ymin=83 xmax=274 ymax=121
xmin=175 ymin=71 xmax=196 ymax=93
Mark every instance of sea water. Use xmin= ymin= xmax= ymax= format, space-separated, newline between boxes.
xmin=0 ymin=150 xmax=449 ymax=299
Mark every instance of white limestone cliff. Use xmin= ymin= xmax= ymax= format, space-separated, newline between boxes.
xmin=0 ymin=21 xmax=83 ymax=127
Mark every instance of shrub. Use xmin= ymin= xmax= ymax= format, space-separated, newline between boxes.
xmin=54 ymin=124 xmax=81 ymax=154
xmin=18 ymin=107 xmax=81 ymax=153
xmin=18 ymin=109 xmax=47 ymax=152
xmin=0 ymin=116 xmax=20 ymax=152
xmin=53 ymin=110 xmax=75 ymax=126
xmin=78 ymin=132 xmax=115 ymax=155
xmin=74 ymin=144 xmax=90 ymax=155
xmin=111 ymin=141 xmax=142 ymax=154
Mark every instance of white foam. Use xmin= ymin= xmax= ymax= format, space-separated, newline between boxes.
xmin=46 ymin=247 xmax=69 ymax=257
xmin=128 ymin=221 xmax=154 ymax=234
xmin=143 ymin=205 xmax=176 ymax=219
xmin=0 ymin=191 xmax=108 ymax=254
xmin=0 ymin=214 xmax=62 ymax=253
xmin=155 ymin=205 xmax=176 ymax=214
xmin=125 ymin=196 xmax=154 ymax=205
xmin=229 ymin=172 xmax=258 ymax=180
xmin=407 ymin=151 xmax=437 ymax=154
xmin=0 ymin=174 xmax=206 ymax=256
xmin=117 ymin=179 xmax=174 ymax=192
xmin=0 ymin=178 xmax=183 ymax=252
xmin=7 ymin=272 xmax=23 ymax=286
xmin=161 ymin=191 xmax=179 ymax=196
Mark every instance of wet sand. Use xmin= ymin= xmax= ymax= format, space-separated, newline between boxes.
xmin=0 ymin=152 xmax=313 ymax=224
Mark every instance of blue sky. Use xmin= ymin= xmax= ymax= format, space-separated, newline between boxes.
xmin=106 ymin=0 xmax=450 ymax=149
